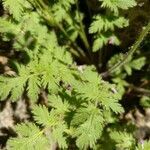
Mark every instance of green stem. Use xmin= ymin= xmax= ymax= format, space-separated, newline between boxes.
xmin=55 ymin=23 xmax=87 ymax=59
xmin=31 ymin=0 xmax=89 ymax=62
xmin=102 ymin=22 xmax=150 ymax=77
xmin=75 ymin=0 xmax=90 ymax=50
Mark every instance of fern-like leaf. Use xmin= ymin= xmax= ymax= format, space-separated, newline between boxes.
xmin=2 ymin=0 xmax=25 ymax=20
xmin=99 ymin=0 xmax=137 ymax=15
xmin=110 ymin=131 xmax=135 ymax=149
xmin=75 ymin=106 xmax=103 ymax=149
xmin=7 ymin=123 xmax=49 ymax=150
xmin=32 ymin=105 xmax=57 ymax=127
xmin=27 ymin=76 xmax=41 ymax=102
xmin=89 ymin=15 xmax=128 ymax=34
xmin=52 ymin=124 xmax=68 ymax=149
xmin=48 ymin=95 xmax=70 ymax=114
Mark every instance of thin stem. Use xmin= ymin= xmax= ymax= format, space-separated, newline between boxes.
xmin=75 ymin=0 xmax=93 ymax=62
xmin=130 ymin=84 xmax=150 ymax=96
xmin=30 ymin=0 xmax=90 ymax=62
xmin=55 ymin=22 xmax=87 ymax=59
xmin=101 ymin=22 xmax=150 ymax=77
xmin=75 ymin=0 xmax=90 ymax=50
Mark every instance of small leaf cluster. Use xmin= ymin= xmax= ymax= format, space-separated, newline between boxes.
xmin=89 ymin=0 xmax=136 ymax=51
xmin=107 ymin=52 xmax=146 ymax=96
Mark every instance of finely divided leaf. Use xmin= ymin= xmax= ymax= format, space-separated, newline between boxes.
xmin=7 ymin=123 xmax=49 ymax=150
xmin=27 ymin=76 xmax=40 ymax=102
xmin=52 ymin=124 xmax=68 ymax=149
xmin=32 ymin=105 xmax=57 ymax=127
xmin=2 ymin=0 xmax=24 ymax=20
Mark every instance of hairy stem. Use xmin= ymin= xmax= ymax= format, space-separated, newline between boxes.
xmin=102 ymin=22 xmax=150 ymax=77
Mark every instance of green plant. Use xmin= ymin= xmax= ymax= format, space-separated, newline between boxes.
xmin=0 ymin=0 xmax=150 ymax=149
